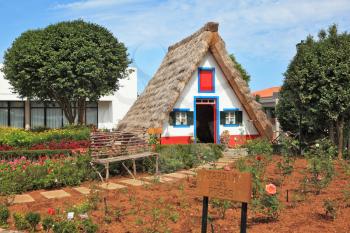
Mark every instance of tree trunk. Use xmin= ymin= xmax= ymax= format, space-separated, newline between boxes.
xmin=77 ymin=99 xmax=86 ymax=125
xmin=329 ymin=121 xmax=335 ymax=144
xmin=337 ymin=116 xmax=344 ymax=160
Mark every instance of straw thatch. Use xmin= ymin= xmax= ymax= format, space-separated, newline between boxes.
xmin=118 ymin=22 xmax=273 ymax=140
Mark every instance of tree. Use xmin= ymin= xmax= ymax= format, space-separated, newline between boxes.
xmin=229 ymin=54 xmax=250 ymax=83
xmin=278 ymin=25 xmax=350 ymax=159
xmin=2 ymin=20 xmax=131 ymax=124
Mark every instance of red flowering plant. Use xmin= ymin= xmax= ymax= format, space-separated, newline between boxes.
xmin=0 ymin=155 xmax=93 ymax=195
xmin=235 ymin=156 xmax=280 ymax=220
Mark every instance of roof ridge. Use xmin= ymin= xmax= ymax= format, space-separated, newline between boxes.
xmin=168 ymin=22 xmax=218 ymax=52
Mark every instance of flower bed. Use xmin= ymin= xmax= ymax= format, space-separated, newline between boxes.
xmin=0 ymin=140 xmax=90 ymax=151
xmin=0 ymin=155 xmax=94 ymax=195
xmin=0 ymin=127 xmax=90 ymax=148
xmin=0 ymin=149 xmax=73 ymax=161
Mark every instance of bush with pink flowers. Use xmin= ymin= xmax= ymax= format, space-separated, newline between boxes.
xmin=0 ymin=155 xmax=94 ymax=195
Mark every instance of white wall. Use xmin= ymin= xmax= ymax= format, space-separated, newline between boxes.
xmin=0 ymin=64 xmax=26 ymax=101
xmin=162 ymin=52 xmax=258 ymax=138
xmin=0 ymin=64 xmax=137 ymax=129
xmin=99 ymin=68 xmax=138 ymax=129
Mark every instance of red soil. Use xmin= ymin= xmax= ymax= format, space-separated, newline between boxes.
xmin=5 ymin=156 xmax=350 ymax=233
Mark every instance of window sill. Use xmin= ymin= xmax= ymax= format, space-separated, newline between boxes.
xmin=173 ymin=125 xmax=191 ymax=128
xmin=223 ymin=124 xmax=240 ymax=127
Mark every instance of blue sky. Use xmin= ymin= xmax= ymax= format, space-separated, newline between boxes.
xmin=1 ymin=0 xmax=350 ymax=93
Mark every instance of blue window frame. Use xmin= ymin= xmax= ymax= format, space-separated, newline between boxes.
xmin=172 ymin=108 xmax=191 ymax=128
xmin=198 ymin=67 xmax=215 ymax=93
xmin=221 ymin=108 xmax=242 ymax=127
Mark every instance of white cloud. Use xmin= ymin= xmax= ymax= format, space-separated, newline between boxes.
xmin=53 ymin=0 xmax=350 ymax=58
xmin=52 ymin=0 xmax=350 ymax=90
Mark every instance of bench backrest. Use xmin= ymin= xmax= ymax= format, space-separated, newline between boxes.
xmin=90 ymin=130 xmax=149 ymax=159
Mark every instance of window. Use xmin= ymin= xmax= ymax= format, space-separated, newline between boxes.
xmin=86 ymin=102 xmax=98 ymax=126
xmin=220 ymin=109 xmax=243 ymax=126
xmin=0 ymin=101 xmax=24 ymax=128
xmin=31 ymin=101 xmax=98 ymax=129
xmin=225 ymin=112 xmax=236 ymax=125
xmin=198 ymin=68 xmax=215 ymax=93
xmin=169 ymin=109 xmax=193 ymax=127
xmin=175 ymin=111 xmax=187 ymax=125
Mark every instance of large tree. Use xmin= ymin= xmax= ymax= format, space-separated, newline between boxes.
xmin=2 ymin=20 xmax=131 ymax=124
xmin=278 ymin=25 xmax=350 ymax=159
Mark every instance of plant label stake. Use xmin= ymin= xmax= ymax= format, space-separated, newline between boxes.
xmin=197 ymin=169 xmax=252 ymax=233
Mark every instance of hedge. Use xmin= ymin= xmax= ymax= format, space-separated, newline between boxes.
xmin=0 ymin=127 xmax=90 ymax=148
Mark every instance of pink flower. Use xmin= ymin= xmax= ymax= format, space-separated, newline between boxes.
xmin=223 ymin=165 xmax=231 ymax=171
xmin=265 ymin=183 xmax=277 ymax=195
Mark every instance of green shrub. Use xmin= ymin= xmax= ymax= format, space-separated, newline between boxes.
xmin=280 ymin=135 xmax=299 ymax=156
xmin=53 ymin=220 xmax=79 ymax=233
xmin=25 ymin=212 xmax=41 ymax=231
xmin=42 ymin=216 xmax=54 ymax=231
xmin=156 ymin=144 xmax=223 ymax=173
xmin=0 ymin=204 xmax=9 ymax=226
xmin=0 ymin=127 xmax=90 ymax=148
xmin=81 ymin=219 xmax=98 ymax=233
xmin=323 ymin=199 xmax=337 ymax=220
xmin=13 ymin=213 xmax=30 ymax=231
xmin=305 ymin=138 xmax=337 ymax=159
xmin=210 ymin=199 xmax=232 ymax=219
xmin=245 ymin=139 xmax=273 ymax=156
xmin=302 ymin=155 xmax=335 ymax=195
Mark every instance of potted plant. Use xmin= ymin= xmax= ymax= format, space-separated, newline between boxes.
xmin=148 ymin=134 xmax=159 ymax=151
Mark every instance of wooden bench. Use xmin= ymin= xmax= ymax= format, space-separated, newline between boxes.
xmin=90 ymin=130 xmax=159 ymax=181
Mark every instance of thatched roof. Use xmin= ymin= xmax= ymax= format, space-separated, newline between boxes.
xmin=118 ymin=22 xmax=273 ymax=140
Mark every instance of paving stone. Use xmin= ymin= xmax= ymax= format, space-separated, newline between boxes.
xmin=41 ymin=190 xmax=71 ymax=199
xmin=217 ymin=158 xmax=235 ymax=163
xmin=178 ymin=170 xmax=196 ymax=175
xmin=119 ymin=179 xmax=149 ymax=186
xmin=12 ymin=194 xmax=35 ymax=204
xmin=73 ymin=187 xmax=91 ymax=195
xmin=99 ymin=182 xmax=127 ymax=190
xmin=143 ymin=175 xmax=174 ymax=183
xmin=164 ymin=172 xmax=189 ymax=179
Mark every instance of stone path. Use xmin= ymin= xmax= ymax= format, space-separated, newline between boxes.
xmin=10 ymin=154 xmax=241 ymax=204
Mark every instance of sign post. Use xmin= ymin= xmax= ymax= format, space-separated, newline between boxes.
xmin=197 ymin=169 xmax=252 ymax=233
xmin=201 ymin=196 xmax=209 ymax=233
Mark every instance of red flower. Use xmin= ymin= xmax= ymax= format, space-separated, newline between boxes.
xmin=48 ymin=208 xmax=55 ymax=215
xmin=256 ymin=156 xmax=262 ymax=161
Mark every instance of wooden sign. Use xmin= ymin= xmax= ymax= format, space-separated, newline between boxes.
xmin=197 ymin=169 xmax=252 ymax=203
xmin=147 ymin=128 xmax=162 ymax=135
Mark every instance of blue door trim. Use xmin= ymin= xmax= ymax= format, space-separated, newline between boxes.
xmin=194 ymin=96 xmax=220 ymax=144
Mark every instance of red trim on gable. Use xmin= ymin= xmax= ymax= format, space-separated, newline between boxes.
xmin=228 ymin=135 xmax=260 ymax=148
xmin=199 ymin=70 xmax=214 ymax=92
xmin=161 ymin=136 xmax=191 ymax=144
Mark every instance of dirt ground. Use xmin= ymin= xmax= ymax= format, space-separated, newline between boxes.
xmin=6 ymin=156 xmax=350 ymax=233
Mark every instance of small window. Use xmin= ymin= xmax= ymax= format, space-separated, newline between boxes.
xmin=220 ymin=109 xmax=243 ymax=126
xmin=169 ymin=109 xmax=193 ymax=127
xmin=198 ymin=68 xmax=215 ymax=93
xmin=225 ymin=112 xmax=236 ymax=125
xmin=175 ymin=111 xmax=187 ymax=125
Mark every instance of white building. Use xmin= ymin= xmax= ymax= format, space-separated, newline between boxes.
xmin=0 ymin=64 xmax=137 ymax=130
